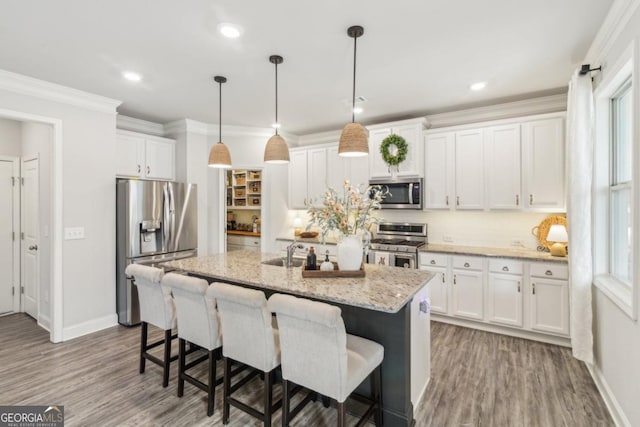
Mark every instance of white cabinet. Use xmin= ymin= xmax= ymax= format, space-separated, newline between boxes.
xmin=529 ymin=262 xmax=569 ymax=335
xmin=451 ymin=256 xmax=484 ymax=320
xmin=116 ymin=130 xmax=175 ymax=181
xmin=485 ymin=124 xmax=521 ymax=210
xmin=307 ymin=148 xmax=328 ymax=201
xmin=487 ymin=259 xmax=524 ymax=327
xmin=368 ymin=121 xmax=424 ymax=178
xmin=419 ymin=253 xmax=449 ymax=315
xmin=424 ymin=133 xmax=454 ymax=209
xmin=326 ymin=147 xmax=370 ymax=191
xmin=227 ymin=235 xmax=261 ymax=252
xmin=454 ymin=130 xmax=484 ymax=209
xmin=522 ymin=118 xmax=565 ymax=211
xmin=288 ymin=150 xmax=309 ymax=209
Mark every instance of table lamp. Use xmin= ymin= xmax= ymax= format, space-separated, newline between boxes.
xmin=293 ymin=217 xmax=303 ymax=236
xmin=547 ymin=224 xmax=568 ymax=257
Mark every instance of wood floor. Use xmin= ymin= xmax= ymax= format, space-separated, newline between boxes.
xmin=0 ymin=314 xmax=613 ymax=426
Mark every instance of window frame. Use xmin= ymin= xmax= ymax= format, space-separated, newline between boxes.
xmin=593 ymin=41 xmax=638 ymax=320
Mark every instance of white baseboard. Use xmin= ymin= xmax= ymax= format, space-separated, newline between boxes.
xmin=413 ymin=377 xmax=431 ymax=413
xmin=587 ymin=363 xmax=631 ymax=427
xmin=62 ymin=314 xmax=118 ymax=341
xmin=38 ymin=314 xmax=51 ymax=332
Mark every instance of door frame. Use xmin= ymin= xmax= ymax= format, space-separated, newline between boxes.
xmin=0 ymin=109 xmax=63 ymax=343
xmin=0 ymin=155 xmax=21 ymax=313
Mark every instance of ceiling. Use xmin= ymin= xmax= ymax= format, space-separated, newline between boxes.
xmin=0 ymin=0 xmax=611 ymax=135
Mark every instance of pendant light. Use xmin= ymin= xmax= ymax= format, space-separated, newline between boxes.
xmin=264 ymin=55 xmax=290 ymax=164
xmin=208 ymin=75 xmax=232 ymax=168
xmin=338 ymin=25 xmax=368 ymax=157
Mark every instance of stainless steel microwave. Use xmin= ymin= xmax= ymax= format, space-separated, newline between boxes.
xmin=369 ymin=177 xmax=423 ymax=209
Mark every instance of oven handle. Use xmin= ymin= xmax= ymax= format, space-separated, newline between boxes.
xmin=408 ymin=183 xmax=414 ymax=205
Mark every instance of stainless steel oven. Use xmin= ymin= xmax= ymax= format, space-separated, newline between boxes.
xmin=368 ymin=251 xmax=417 ymax=269
xmin=366 ymin=222 xmax=427 ymax=269
xmin=369 ymin=177 xmax=422 ymax=209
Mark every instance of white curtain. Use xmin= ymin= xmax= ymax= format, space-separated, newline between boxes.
xmin=566 ymin=69 xmax=594 ymax=364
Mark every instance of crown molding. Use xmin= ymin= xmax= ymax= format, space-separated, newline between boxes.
xmin=0 ymin=68 xmax=121 ymax=114
xmin=585 ymin=0 xmax=640 ymax=64
xmin=297 ymin=129 xmax=342 ymax=146
xmin=116 ymin=115 xmax=165 ymax=136
xmin=424 ymin=93 xmax=567 ymax=129
xmin=164 ymin=118 xmax=299 ymax=143
xmin=365 ymin=117 xmax=428 ymax=131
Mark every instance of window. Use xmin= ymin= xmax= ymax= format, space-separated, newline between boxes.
xmin=593 ymin=43 xmax=637 ymax=319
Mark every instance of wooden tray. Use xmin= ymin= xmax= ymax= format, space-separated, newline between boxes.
xmin=301 ymin=261 xmax=365 ymax=278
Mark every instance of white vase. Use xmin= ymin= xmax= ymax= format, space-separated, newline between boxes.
xmin=337 ymin=234 xmax=363 ymax=271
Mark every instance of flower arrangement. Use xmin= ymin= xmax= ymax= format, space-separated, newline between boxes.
xmin=306 ymin=180 xmax=388 ymax=241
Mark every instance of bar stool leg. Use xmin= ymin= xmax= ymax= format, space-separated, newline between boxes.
xmin=337 ymin=401 xmax=346 ymax=427
xmin=177 ymin=338 xmax=186 ymax=397
xmin=207 ymin=349 xmax=216 ymax=416
xmin=282 ymin=380 xmax=290 ymax=427
xmin=223 ymin=357 xmax=231 ymax=425
xmin=139 ymin=321 xmax=148 ymax=374
xmin=374 ymin=365 xmax=383 ymax=426
xmin=162 ymin=329 xmax=172 ymax=387
xmin=264 ymin=369 xmax=273 ymax=427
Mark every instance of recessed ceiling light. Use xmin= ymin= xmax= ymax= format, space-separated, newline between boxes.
xmin=353 ymin=106 xmax=363 ymax=114
xmin=218 ymin=23 xmax=242 ymax=39
xmin=122 ymin=71 xmax=142 ymax=82
xmin=470 ymin=81 xmax=487 ymax=91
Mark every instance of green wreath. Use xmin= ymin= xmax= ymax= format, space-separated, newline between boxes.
xmin=380 ymin=134 xmax=408 ymax=166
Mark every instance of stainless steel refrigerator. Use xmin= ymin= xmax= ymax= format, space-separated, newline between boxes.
xmin=116 ymin=179 xmax=197 ymax=326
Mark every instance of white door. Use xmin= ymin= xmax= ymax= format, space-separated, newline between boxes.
xmin=530 ymin=278 xmax=569 ymax=335
xmin=0 ymin=158 xmax=18 ymax=314
xmin=394 ymin=124 xmax=422 ymax=176
xmin=115 ymin=134 xmax=145 ymax=178
xmin=485 ymin=124 xmax=521 ymax=210
xmin=454 ymin=130 xmax=484 ymax=209
xmin=424 ymin=133 xmax=454 ymax=209
xmin=368 ymin=128 xmax=392 ymax=178
xmin=487 ymin=273 xmax=523 ymax=327
xmin=420 ymin=266 xmax=448 ymax=314
xmin=307 ymin=148 xmax=328 ymax=202
xmin=451 ymin=269 xmax=484 ymax=320
xmin=21 ymin=157 xmax=39 ymax=319
xmin=288 ymin=150 xmax=308 ymax=209
xmin=145 ymin=139 xmax=175 ymax=180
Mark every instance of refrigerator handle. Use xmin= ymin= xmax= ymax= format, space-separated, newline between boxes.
xmin=163 ymin=183 xmax=171 ymax=250
xmin=168 ymin=183 xmax=176 ymax=251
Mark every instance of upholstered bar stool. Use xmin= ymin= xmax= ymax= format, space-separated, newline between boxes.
xmin=208 ymin=283 xmax=281 ymax=427
xmin=161 ymin=273 xmax=224 ymax=416
xmin=124 ymin=264 xmax=178 ymax=388
xmin=268 ymin=293 xmax=384 ymax=427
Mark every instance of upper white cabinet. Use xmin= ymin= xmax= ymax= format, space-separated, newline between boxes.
xmin=368 ymin=120 xmax=425 ymax=178
xmin=423 ymin=113 xmax=565 ymax=212
xmin=326 ymin=146 xmax=370 ymax=191
xmin=522 ymin=118 xmax=565 ymax=211
xmin=116 ymin=130 xmax=175 ymax=181
xmin=485 ymin=124 xmax=521 ymax=209
xmin=454 ymin=130 xmax=484 ymax=209
xmin=288 ymin=150 xmax=309 ymax=209
xmin=424 ymin=133 xmax=454 ymax=209
xmin=307 ymin=148 xmax=328 ymax=202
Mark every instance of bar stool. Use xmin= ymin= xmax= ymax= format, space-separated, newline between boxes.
xmin=268 ymin=293 xmax=384 ymax=427
xmin=162 ymin=273 xmax=224 ymax=416
xmin=125 ymin=264 xmax=178 ymax=388
xmin=208 ymin=283 xmax=281 ymax=427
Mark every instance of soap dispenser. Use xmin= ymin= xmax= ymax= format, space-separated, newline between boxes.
xmin=306 ymin=246 xmax=317 ymax=270
xmin=320 ymin=250 xmax=334 ymax=271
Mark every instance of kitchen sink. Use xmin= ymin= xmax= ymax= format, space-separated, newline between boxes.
xmin=261 ymin=257 xmax=305 ymax=268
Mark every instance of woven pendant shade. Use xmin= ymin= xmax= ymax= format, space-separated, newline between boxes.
xmin=264 ymin=134 xmax=290 ymax=163
xmin=338 ymin=122 xmax=369 ymax=157
xmin=208 ymin=142 xmax=232 ymax=168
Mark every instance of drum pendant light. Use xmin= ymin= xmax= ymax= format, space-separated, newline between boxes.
xmin=338 ymin=25 xmax=368 ymax=157
xmin=208 ymin=76 xmax=232 ymax=168
xmin=264 ymin=55 xmax=290 ymax=164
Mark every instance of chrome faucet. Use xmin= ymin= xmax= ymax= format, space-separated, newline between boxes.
xmin=286 ymin=241 xmax=305 ymax=267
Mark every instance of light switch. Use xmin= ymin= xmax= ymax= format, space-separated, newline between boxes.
xmin=64 ymin=227 xmax=85 ymax=240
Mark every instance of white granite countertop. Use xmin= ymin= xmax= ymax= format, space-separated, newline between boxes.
xmin=162 ymin=251 xmax=434 ymax=313
xmin=419 ymin=243 xmax=568 ymax=263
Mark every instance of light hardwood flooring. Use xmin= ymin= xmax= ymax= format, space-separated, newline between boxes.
xmin=0 ymin=314 xmax=613 ymax=426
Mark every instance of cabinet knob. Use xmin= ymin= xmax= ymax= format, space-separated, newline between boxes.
xmin=137 ymin=164 xmax=141 ymax=173
xmin=502 ymin=266 xmax=509 ymax=272
xmin=517 ymin=281 xmax=521 ymax=293
xmin=147 ymin=165 xmax=151 ymax=175
xmin=441 ymin=274 xmax=445 ymax=284
xmin=545 ymin=270 xmax=553 ymax=276
xmin=453 ymin=274 xmax=457 ymax=285
xmin=446 ymin=196 xmax=449 ymax=206
xmin=532 ymin=283 xmax=536 ymax=295
xmin=456 ymin=196 xmax=460 ymax=206
xmin=529 ymin=194 xmax=533 ymax=205
xmin=430 ymin=260 xmax=436 ymax=265
xmin=464 ymin=262 xmax=470 ymax=268
xmin=515 ymin=194 xmax=519 ymax=206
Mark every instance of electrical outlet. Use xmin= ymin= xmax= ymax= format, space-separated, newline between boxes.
xmin=510 ymin=240 xmax=524 ymax=247
xmin=64 ymin=227 xmax=85 ymax=240
xmin=442 ymin=235 xmax=454 ymax=243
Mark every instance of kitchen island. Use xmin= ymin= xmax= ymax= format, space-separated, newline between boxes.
xmin=164 ymin=250 xmax=434 ymax=426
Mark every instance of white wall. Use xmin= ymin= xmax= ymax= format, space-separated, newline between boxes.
xmin=21 ymin=122 xmax=53 ymax=327
xmin=588 ymin=2 xmax=640 ymax=426
xmin=0 ymin=117 xmax=22 ymax=156
xmin=0 ymin=87 xmax=119 ymax=336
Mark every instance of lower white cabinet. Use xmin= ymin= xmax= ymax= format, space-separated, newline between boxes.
xmin=227 ymin=235 xmax=261 ymax=252
xmin=530 ymin=263 xmax=569 ymax=335
xmin=451 ymin=262 xmax=484 ymax=320
xmin=419 ymin=252 xmax=569 ymax=342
